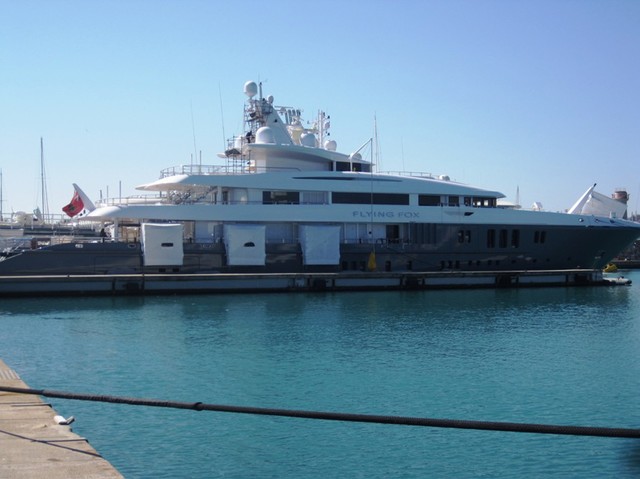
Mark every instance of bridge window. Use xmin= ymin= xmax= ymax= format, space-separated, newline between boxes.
xmin=332 ymin=192 xmax=409 ymax=205
xmin=263 ymin=191 xmax=300 ymax=204
xmin=419 ymin=195 xmax=441 ymax=206
xmin=472 ymin=197 xmax=497 ymax=207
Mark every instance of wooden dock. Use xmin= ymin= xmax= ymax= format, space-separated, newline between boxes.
xmin=0 ymin=359 xmax=123 ymax=478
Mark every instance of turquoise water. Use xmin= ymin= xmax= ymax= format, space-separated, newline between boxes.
xmin=1 ymin=272 xmax=640 ymax=478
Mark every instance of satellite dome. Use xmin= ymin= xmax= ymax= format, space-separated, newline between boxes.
xmin=267 ymin=95 xmax=274 ymax=104
xmin=324 ymin=139 xmax=337 ymax=151
xmin=349 ymin=152 xmax=362 ymax=162
xmin=244 ymin=81 xmax=258 ymax=98
xmin=255 ymin=126 xmax=275 ymax=144
xmin=300 ymin=132 xmax=317 ymax=147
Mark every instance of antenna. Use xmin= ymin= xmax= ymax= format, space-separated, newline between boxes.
xmin=218 ymin=83 xmax=226 ymax=150
xmin=190 ymin=101 xmax=198 ymax=168
xmin=373 ymin=114 xmax=380 ymax=172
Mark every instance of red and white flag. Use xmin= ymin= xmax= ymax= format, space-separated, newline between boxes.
xmin=62 ymin=190 xmax=84 ymax=217
xmin=62 ymin=184 xmax=95 ymax=217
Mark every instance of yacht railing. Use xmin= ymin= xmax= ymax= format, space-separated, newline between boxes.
xmin=160 ymin=164 xmax=237 ymax=177
xmin=159 ymin=164 xmax=301 ymax=178
xmin=52 ymin=235 xmax=390 ymax=247
xmin=95 ymin=195 xmax=168 ymax=207
xmin=160 ymin=165 xmax=442 ymax=179
xmin=1 ymin=212 xmax=99 ymax=229
xmin=378 ymin=170 xmax=440 ymax=180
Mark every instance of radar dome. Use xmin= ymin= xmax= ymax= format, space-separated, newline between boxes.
xmin=267 ymin=95 xmax=274 ymax=104
xmin=255 ymin=126 xmax=275 ymax=144
xmin=349 ymin=152 xmax=362 ymax=162
xmin=14 ymin=211 xmax=29 ymax=225
xmin=300 ymin=133 xmax=317 ymax=147
xmin=244 ymin=81 xmax=258 ymax=98
xmin=324 ymin=139 xmax=337 ymax=151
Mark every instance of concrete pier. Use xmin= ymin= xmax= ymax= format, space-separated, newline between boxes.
xmin=0 ymin=268 xmax=606 ymax=297
xmin=0 ymin=359 xmax=123 ymax=478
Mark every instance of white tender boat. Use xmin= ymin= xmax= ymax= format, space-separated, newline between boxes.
xmin=603 ymin=275 xmax=632 ymax=286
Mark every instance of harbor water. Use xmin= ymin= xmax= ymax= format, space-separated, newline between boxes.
xmin=1 ymin=271 xmax=640 ymax=478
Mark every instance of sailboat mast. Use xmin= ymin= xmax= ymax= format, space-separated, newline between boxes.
xmin=40 ymin=137 xmax=49 ymax=220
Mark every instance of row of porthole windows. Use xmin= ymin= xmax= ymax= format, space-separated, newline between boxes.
xmin=440 ymin=257 xmax=549 ymax=270
xmin=457 ymin=229 xmax=548 ymax=248
xmin=341 ymin=258 xmax=539 ymax=272
xmin=487 ymin=229 xmax=520 ymax=248
xmin=339 ymin=256 xmax=565 ymax=272
xmin=534 ymin=230 xmax=547 ymax=243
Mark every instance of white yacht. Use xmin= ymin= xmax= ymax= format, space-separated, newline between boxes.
xmin=1 ymin=81 xmax=639 ymax=286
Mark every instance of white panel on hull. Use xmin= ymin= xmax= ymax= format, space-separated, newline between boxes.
xmin=299 ymin=225 xmax=341 ymax=265
xmin=224 ymin=224 xmax=266 ymax=265
xmin=141 ymin=223 xmax=184 ymax=266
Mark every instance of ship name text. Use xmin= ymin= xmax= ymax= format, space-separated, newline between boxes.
xmin=352 ymin=210 xmax=420 ymax=219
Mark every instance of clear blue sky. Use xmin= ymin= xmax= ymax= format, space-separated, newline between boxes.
xmin=1 ymin=0 xmax=639 ymax=218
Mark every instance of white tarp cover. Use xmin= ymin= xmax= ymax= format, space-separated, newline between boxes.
xmin=141 ymin=223 xmax=184 ymax=266
xmin=568 ymin=184 xmax=627 ymax=218
xmin=579 ymin=190 xmax=627 ymax=218
xmin=299 ymin=225 xmax=341 ymax=265
xmin=224 ymin=224 xmax=266 ymax=265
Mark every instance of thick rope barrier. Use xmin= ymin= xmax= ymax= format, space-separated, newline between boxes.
xmin=1 ymin=385 xmax=638 ymax=439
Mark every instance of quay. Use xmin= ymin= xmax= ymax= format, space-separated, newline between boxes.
xmin=0 ymin=359 xmax=123 ymax=478
xmin=0 ymin=269 xmax=607 ymax=297
xmin=611 ymin=258 xmax=640 ymax=269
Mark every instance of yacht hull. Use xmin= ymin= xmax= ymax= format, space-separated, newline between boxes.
xmin=0 ymin=221 xmax=636 ymax=279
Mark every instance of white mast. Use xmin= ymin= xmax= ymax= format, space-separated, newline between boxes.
xmin=40 ymin=137 xmax=50 ymax=220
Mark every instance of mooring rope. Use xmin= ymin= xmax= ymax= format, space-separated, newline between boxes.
xmin=1 ymin=385 xmax=638 ymax=439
